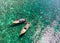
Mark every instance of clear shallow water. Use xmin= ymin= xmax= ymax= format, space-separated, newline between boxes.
xmin=0 ymin=0 xmax=60 ymax=43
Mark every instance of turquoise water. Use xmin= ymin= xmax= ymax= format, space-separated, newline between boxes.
xmin=0 ymin=0 xmax=60 ymax=43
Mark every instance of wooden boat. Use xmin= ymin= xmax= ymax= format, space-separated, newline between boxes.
xmin=20 ymin=22 xmax=30 ymax=35
xmin=12 ymin=18 xmax=26 ymax=24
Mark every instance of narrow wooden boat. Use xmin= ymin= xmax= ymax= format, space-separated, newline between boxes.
xmin=12 ymin=18 xmax=26 ymax=24
xmin=20 ymin=22 xmax=30 ymax=35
